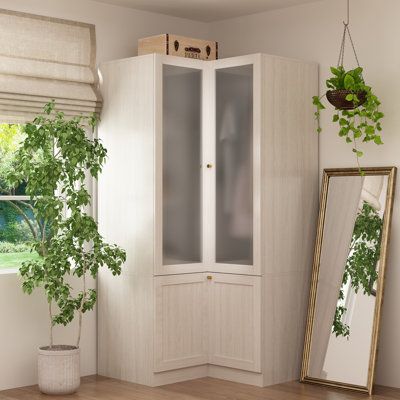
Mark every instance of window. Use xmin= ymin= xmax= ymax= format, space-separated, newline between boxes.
xmin=0 ymin=124 xmax=42 ymax=270
xmin=0 ymin=10 xmax=100 ymax=271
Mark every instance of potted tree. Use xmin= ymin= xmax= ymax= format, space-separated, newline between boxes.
xmin=8 ymin=101 xmax=126 ymax=395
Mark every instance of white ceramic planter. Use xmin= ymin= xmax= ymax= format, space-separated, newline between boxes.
xmin=38 ymin=345 xmax=80 ymax=395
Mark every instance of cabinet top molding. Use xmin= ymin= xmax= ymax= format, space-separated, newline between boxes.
xmin=100 ymin=52 xmax=318 ymax=69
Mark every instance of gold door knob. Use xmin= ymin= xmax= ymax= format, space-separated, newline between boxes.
xmin=206 ymin=164 xmax=213 ymax=169
xmin=207 ymin=275 xmax=212 ymax=280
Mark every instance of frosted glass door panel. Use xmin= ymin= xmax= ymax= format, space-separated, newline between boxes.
xmin=163 ymin=65 xmax=202 ymax=265
xmin=216 ymin=65 xmax=253 ymax=265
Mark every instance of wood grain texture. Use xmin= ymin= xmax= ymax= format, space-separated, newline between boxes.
xmin=153 ymin=366 xmax=207 ymax=386
xmin=97 ymin=53 xmax=319 ymax=387
xmin=154 ymin=274 xmax=208 ymax=372
xmin=1 ymin=376 xmax=399 ymax=400
xmin=138 ymin=34 xmax=218 ymax=61
xmin=138 ymin=34 xmax=167 ymax=57
xmin=208 ymin=274 xmax=261 ymax=372
xmin=207 ymin=365 xmax=263 ymax=387
xmin=260 ymin=55 xmax=319 ymax=386
xmin=97 ymin=55 xmax=156 ymax=386
xmin=263 ymin=271 xmax=311 ymax=384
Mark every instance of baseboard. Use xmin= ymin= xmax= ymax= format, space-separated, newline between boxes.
xmin=152 ymin=365 xmax=208 ymax=386
xmin=104 ymin=364 xmax=264 ymax=387
xmin=207 ymin=365 xmax=264 ymax=387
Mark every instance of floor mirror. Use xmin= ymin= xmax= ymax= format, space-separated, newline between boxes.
xmin=301 ymin=167 xmax=397 ymax=394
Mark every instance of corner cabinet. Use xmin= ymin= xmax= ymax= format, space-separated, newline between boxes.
xmin=98 ymin=54 xmax=318 ymax=387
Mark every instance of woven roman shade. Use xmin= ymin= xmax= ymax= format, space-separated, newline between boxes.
xmin=0 ymin=9 xmax=102 ymax=123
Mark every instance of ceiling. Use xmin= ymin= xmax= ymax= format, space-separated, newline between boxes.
xmin=91 ymin=0 xmax=322 ymax=22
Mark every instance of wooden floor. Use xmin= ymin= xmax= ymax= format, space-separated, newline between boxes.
xmin=1 ymin=375 xmax=400 ymax=400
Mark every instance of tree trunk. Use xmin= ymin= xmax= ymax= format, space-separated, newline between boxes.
xmin=76 ymin=267 xmax=87 ymax=348
xmin=48 ymin=301 xmax=53 ymax=349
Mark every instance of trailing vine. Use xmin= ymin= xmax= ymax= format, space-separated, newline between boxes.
xmin=312 ymin=0 xmax=384 ymax=169
xmin=313 ymin=66 xmax=384 ymax=164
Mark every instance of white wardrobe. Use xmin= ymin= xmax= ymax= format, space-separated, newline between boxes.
xmin=98 ymin=53 xmax=318 ymax=387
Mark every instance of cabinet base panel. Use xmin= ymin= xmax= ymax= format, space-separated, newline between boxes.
xmin=101 ymin=364 xmax=268 ymax=388
xmin=153 ymin=365 xmax=208 ymax=386
xmin=207 ymin=365 xmax=264 ymax=387
xmin=152 ymin=365 xmax=264 ymax=387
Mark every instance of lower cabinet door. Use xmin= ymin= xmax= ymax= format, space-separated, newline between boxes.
xmin=208 ymin=273 xmax=261 ymax=372
xmin=154 ymin=273 xmax=208 ymax=372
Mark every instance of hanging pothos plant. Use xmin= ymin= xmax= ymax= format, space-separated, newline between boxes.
xmin=313 ymin=66 xmax=384 ymax=160
xmin=312 ymin=0 xmax=384 ymax=166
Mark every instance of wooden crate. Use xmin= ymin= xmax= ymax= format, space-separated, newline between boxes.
xmin=138 ymin=34 xmax=218 ymax=61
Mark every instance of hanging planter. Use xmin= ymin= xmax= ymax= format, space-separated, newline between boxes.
xmin=326 ymin=88 xmax=367 ymax=110
xmin=312 ymin=0 xmax=384 ymax=164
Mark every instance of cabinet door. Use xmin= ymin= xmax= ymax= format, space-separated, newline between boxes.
xmin=155 ymin=57 xmax=206 ymax=275
xmin=154 ymin=273 xmax=208 ymax=372
xmin=211 ymin=55 xmax=262 ymax=275
xmin=208 ymin=273 xmax=261 ymax=372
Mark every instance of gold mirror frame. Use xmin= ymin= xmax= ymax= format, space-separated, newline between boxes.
xmin=300 ymin=167 xmax=397 ymax=395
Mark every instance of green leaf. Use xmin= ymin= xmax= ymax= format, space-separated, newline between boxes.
xmin=353 ymin=130 xmax=362 ymax=139
xmin=7 ymin=101 xmax=126 ymax=337
xmin=321 ymin=66 xmax=385 ymax=159
xmin=365 ymin=125 xmax=375 ymax=135
xmin=344 ymin=74 xmax=355 ymax=90
xmin=352 ymin=149 xmax=364 ymax=157
xmin=312 ymin=96 xmax=325 ymax=110
xmin=339 ymin=127 xmax=349 ymax=137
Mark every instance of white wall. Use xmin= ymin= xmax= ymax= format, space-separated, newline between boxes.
xmin=0 ymin=0 xmax=209 ymax=64
xmin=0 ymin=274 xmax=96 ymax=391
xmin=209 ymin=0 xmax=400 ymax=388
xmin=0 ymin=0 xmax=207 ymax=391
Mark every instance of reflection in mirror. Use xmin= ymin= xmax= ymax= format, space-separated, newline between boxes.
xmin=301 ymin=168 xmax=396 ymax=395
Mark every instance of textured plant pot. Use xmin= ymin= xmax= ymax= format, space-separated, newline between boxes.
xmin=38 ymin=345 xmax=80 ymax=395
xmin=326 ymin=89 xmax=367 ymax=110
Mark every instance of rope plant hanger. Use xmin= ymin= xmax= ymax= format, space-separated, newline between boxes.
xmin=327 ymin=0 xmax=365 ymax=109
xmin=313 ymin=0 xmax=384 ymax=169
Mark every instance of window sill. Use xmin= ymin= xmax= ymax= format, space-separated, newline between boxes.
xmin=0 ymin=268 xmax=19 ymax=275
